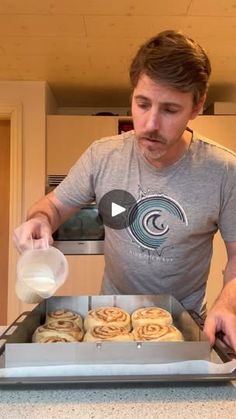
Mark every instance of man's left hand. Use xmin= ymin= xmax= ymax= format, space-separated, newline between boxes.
xmin=204 ymin=286 xmax=236 ymax=350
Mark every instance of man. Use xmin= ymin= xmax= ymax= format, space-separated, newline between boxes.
xmin=14 ymin=30 xmax=236 ymax=349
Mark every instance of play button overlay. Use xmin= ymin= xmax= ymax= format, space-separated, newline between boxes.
xmin=98 ymin=189 xmax=137 ymax=230
xmin=112 ymin=202 xmax=126 ymax=217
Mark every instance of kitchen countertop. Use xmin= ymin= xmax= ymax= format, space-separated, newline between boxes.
xmin=0 ymin=381 xmax=235 ymax=418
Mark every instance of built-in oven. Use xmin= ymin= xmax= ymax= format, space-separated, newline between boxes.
xmin=47 ymin=176 xmax=104 ymax=255
xmin=52 ymin=204 xmax=104 ymax=255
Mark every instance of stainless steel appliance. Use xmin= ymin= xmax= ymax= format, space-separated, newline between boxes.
xmin=46 ymin=176 xmax=104 ymax=255
xmin=53 ymin=204 xmax=104 ymax=255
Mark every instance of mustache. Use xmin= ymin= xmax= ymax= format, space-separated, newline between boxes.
xmin=138 ymin=132 xmax=166 ymax=143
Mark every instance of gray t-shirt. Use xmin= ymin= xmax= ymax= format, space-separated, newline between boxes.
xmin=54 ymin=130 xmax=236 ymax=314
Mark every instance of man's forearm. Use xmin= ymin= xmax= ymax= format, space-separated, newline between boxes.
xmin=215 ymin=276 xmax=236 ymax=312
xmin=218 ymin=252 xmax=236 ymax=310
xmin=26 ymin=193 xmax=62 ymax=232
xmin=223 ymin=253 xmax=236 ymax=284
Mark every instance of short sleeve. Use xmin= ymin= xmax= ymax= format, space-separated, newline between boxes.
xmin=53 ymin=144 xmax=96 ymax=207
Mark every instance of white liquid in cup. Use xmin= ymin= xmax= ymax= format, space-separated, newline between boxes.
xmin=15 ymin=279 xmax=44 ymax=304
xmin=16 ymin=246 xmax=68 ymax=302
xmin=21 ymin=263 xmax=56 ymax=297
xmin=23 ymin=276 xmax=56 ymax=293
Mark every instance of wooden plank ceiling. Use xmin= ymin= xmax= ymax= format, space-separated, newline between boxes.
xmin=0 ymin=0 xmax=236 ymax=107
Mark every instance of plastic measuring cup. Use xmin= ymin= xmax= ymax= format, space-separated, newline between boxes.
xmin=16 ymin=245 xmax=68 ymax=301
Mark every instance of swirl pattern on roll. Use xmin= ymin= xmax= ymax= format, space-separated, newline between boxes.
xmin=36 ymin=332 xmax=78 ymax=343
xmin=132 ymin=324 xmax=183 ymax=342
xmin=131 ymin=307 xmax=173 ymax=328
xmin=84 ymin=325 xmax=134 ymax=342
xmin=46 ymin=309 xmax=83 ymax=328
xmin=32 ymin=319 xmax=84 ymax=342
xmin=84 ymin=306 xmax=131 ymax=331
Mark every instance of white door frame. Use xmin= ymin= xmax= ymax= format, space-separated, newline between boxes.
xmin=0 ymin=104 xmax=23 ymax=323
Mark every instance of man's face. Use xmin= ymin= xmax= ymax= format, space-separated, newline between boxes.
xmin=131 ymin=74 xmax=202 ymax=167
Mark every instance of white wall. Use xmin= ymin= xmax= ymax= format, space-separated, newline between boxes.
xmin=0 ymin=81 xmax=46 ymax=214
xmin=0 ymin=81 xmax=57 ymax=322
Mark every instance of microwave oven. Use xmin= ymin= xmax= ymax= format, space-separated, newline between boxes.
xmin=53 ymin=204 xmax=105 ymax=255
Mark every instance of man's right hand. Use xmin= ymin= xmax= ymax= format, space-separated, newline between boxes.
xmin=13 ymin=216 xmax=53 ymax=253
xmin=13 ymin=191 xmax=80 ymax=253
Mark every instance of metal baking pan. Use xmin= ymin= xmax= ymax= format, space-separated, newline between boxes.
xmin=0 ymin=295 xmax=235 ymax=385
xmin=1 ymin=295 xmax=210 ymax=367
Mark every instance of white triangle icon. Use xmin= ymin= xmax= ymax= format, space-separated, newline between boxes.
xmin=111 ymin=202 xmax=126 ymax=217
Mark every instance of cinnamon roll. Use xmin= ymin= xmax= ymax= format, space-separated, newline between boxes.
xmin=132 ymin=324 xmax=183 ymax=342
xmin=84 ymin=306 xmax=131 ymax=331
xmin=45 ymin=309 xmax=83 ymax=328
xmin=32 ymin=319 xmax=84 ymax=342
xmin=83 ymin=325 xmax=134 ymax=342
xmin=131 ymin=307 xmax=173 ymax=328
xmin=35 ymin=331 xmax=78 ymax=343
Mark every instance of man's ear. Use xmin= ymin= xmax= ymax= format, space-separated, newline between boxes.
xmin=190 ymin=94 xmax=206 ymax=120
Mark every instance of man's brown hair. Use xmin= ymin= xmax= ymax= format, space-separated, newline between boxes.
xmin=129 ymin=30 xmax=211 ymax=105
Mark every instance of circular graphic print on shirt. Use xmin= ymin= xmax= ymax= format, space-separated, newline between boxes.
xmin=127 ymin=194 xmax=188 ymax=250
